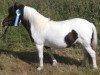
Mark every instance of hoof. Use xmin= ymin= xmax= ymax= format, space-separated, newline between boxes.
xmin=37 ymin=66 xmax=43 ymax=71
xmin=93 ymin=66 xmax=98 ymax=70
xmin=53 ymin=60 xmax=57 ymax=66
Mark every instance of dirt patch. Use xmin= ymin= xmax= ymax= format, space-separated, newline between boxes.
xmin=0 ymin=48 xmax=99 ymax=75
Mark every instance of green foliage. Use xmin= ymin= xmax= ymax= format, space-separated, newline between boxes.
xmin=0 ymin=0 xmax=100 ymax=51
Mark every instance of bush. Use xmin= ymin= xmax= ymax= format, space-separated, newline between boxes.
xmin=0 ymin=0 xmax=100 ymax=50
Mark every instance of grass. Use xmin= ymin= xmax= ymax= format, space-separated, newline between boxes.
xmin=0 ymin=0 xmax=100 ymax=75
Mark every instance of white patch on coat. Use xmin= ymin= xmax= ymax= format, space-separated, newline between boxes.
xmin=23 ymin=6 xmax=95 ymax=48
xmin=22 ymin=6 xmax=97 ymax=70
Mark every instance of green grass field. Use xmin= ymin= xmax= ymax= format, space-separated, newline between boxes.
xmin=0 ymin=0 xmax=100 ymax=75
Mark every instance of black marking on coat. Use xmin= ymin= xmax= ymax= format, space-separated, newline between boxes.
xmin=2 ymin=2 xmax=24 ymax=27
xmin=64 ymin=30 xmax=78 ymax=47
xmin=91 ymin=29 xmax=94 ymax=44
xmin=44 ymin=46 xmax=50 ymax=49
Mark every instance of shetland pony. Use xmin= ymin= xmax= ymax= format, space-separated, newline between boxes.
xmin=2 ymin=3 xmax=98 ymax=70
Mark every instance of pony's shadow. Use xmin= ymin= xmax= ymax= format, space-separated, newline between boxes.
xmin=0 ymin=49 xmax=81 ymax=66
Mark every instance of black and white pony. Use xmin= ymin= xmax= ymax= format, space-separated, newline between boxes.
xmin=2 ymin=3 xmax=98 ymax=70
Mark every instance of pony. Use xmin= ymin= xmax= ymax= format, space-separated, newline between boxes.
xmin=2 ymin=3 xmax=98 ymax=70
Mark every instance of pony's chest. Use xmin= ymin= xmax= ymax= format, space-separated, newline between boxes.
xmin=30 ymin=26 xmax=45 ymax=44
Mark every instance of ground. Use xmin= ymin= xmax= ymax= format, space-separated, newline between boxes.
xmin=0 ymin=47 xmax=100 ymax=75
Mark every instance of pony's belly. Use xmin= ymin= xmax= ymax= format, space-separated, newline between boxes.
xmin=44 ymin=40 xmax=67 ymax=48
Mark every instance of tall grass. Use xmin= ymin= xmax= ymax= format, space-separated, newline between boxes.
xmin=0 ymin=0 xmax=100 ymax=51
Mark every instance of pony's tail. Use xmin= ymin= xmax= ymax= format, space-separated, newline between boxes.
xmin=91 ymin=24 xmax=97 ymax=51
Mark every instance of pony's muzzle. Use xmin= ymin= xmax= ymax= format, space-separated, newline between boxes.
xmin=2 ymin=17 xmax=8 ymax=27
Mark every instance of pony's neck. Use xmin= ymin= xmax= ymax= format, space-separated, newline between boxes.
xmin=23 ymin=6 xmax=50 ymax=30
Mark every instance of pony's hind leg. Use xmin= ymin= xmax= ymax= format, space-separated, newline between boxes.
xmin=82 ymin=47 xmax=92 ymax=66
xmin=84 ymin=45 xmax=98 ymax=69
xmin=45 ymin=47 xmax=57 ymax=66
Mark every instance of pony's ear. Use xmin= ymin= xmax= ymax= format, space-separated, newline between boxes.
xmin=14 ymin=2 xmax=20 ymax=8
xmin=14 ymin=2 xmax=23 ymax=9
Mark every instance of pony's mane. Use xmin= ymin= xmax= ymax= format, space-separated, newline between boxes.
xmin=23 ymin=6 xmax=50 ymax=28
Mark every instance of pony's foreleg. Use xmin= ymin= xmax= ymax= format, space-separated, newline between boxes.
xmin=36 ymin=44 xmax=44 ymax=71
xmin=46 ymin=48 xmax=57 ymax=66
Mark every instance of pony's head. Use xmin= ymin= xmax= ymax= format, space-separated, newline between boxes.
xmin=2 ymin=2 xmax=24 ymax=28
